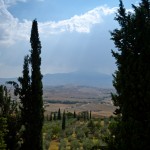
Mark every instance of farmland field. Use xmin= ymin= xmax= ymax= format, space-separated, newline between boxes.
xmin=43 ymin=85 xmax=115 ymax=117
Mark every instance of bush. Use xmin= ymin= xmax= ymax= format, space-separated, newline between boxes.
xmin=68 ymin=135 xmax=74 ymax=142
xmin=82 ymin=138 xmax=94 ymax=150
xmin=76 ymin=129 xmax=85 ymax=141
xmin=70 ymin=139 xmax=80 ymax=150
xmin=59 ymin=139 xmax=67 ymax=150
xmin=65 ymin=128 xmax=73 ymax=137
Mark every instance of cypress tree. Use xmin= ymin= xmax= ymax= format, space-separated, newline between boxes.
xmin=57 ymin=108 xmax=61 ymax=120
xmin=53 ymin=113 xmax=56 ymax=121
xmin=89 ymin=110 xmax=92 ymax=119
xmin=18 ymin=55 xmax=31 ymax=150
xmin=30 ymin=19 xmax=43 ymax=150
xmin=62 ymin=110 xmax=66 ymax=130
xmin=49 ymin=113 xmax=52 ymax=121
xmin=109 ymin=0 xmax=150 ymax=149
xmin=73 ymin=110 xmax=76 ymax=118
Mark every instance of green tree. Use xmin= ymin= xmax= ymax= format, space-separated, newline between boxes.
xmin=0 ymin=117 xmax=7 ymax=150
xmin=109 ymin=0 xmax=150 ymax=149
xmin=0 ymin=85 xmax=21 ymax=150
xmin=82 ymin=138 xmax=94 ymax=150
xmin=70 ymin=139 xmax=80 ymax=150
xmin=17 ymin=55 xmax=31 ymax=150
xmin=53 ymin=113 xmax=56 ymax=121
xmin=62 ymin=110 xmax=66 ymax=130
xmin=30 ymin=19 xmax=44 ymax=150
xmin=49 ymin=113 xmax=52 ymax=121
xmin=0 ymin=85 xmax=11 ymax=117
xmin=57 ymin=108 xmax=61 ymax=120
xmin=59 ymin=139 xmax=67 ymax=150
xmin=89 ymin=110 xmax=91 ymax=119
xmin=73 ymin=110 xmax=76 ymax=118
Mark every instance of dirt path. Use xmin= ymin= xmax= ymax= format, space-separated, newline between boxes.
xmin=49 ymin=140 xmax=59 ymax=150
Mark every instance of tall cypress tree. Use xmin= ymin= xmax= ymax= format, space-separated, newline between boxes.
xmin=62 ymin=110 xmax=66 ymax=130
xmin=109 ymin=0 xmax=150 ymax=149
xmin=57 ymin=108 xmax=61 ymax=120
xmin=73 ymin=110 xmax=76 ymax=118
xmin=18 ymin=55 xmax=31 ymax=150
xmin=30 ymin=19 xmax=43 ymax=150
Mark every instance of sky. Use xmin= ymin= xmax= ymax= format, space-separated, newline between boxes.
xmin=0 ymin=0 xmax=140 ymax=78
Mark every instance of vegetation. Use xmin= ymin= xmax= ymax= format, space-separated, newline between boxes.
xmin=0 ymin=19 xmax=43 ymax=150
xmin=0 ymin=117 xmax=7 ymax=150
xmin=0 ymin=85 xmax=21 ymax=150
xmin=109 ymin=0 xmax=150 ymax=149
xmin=62 ymin=110 xmax=66 ymax=130
xmin=18 ymin=55 xmax=31 ymax=150
xmin=1 ymin=0 xmax=150 ymax=150
xmin=30 ymin=19 xmax=44 ymax=150
xmin=43 ymin=111 xmax=112 ymax=150
xmin=57 ymin=108 xmax=61 ymax=120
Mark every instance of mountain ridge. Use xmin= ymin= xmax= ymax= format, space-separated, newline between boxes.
xmin=0 ymin=72 xmax=113 ymax=88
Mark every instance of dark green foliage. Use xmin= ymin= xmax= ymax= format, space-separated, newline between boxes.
xmin=5 ymin=114 xmax=21 ymax=150
xmin=76 ymin=128 xmax=85 ymax=141
xmin=53 ymin=113 xmax=56 ymax=121
xmin=87 ymin=120 xmax=95 ymax=134
xmin=82 ymin=138 xmax=94 ymax=150
xmin=70 ymin=139 xmax=80 ymax=150
xmin=0 ymin=85 xmax=11 ymax=117
xmin=17 ymin=19 xmax=43 ymax=150
xmin=109 ymin=0 xmax=150 ymax=149
xmin=57 ymin=108 xmax=61 ymax=120
xmin=59 ymin=139 xmax=67 ymax=150
xmin=90 ymin=110 xmax=92 ymax=119
xmin=62 ymin=110 xmax=66 ymax=130
xmin=49 ymin=113 xmax=52 ymax=121
xmin=0 ymin=85 xmax=21 ymax=150
xmin=66 ymin=111 xmax=74 ymax=119
xmin=17 ymin=55 xmax=31 ymax=150
xmin=81 ymin=111 xmax=89 ymax=121
xmin=30 ymin=19 xmax=44 ymax=150
xmin=65 ymin=128 xmax=73 ymax=137
xmin=73 ymin=110 xmax=76 ymax=118
xmin=0 ymin=117 xmax=7 ymax=150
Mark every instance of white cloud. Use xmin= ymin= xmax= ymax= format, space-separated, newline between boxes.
xmin=0 ymin=0 xmax=27 ymax=8
xmin=0 ymin=0 xmax=117 ymax=46
xmin=39 ymin=5 xmax=117 ymax=34
xmin=0 ymin=0 xmax=31 ymax=45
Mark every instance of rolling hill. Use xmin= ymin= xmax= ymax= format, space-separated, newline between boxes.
xmin=0 ymin=72 xmax=113 ymax=88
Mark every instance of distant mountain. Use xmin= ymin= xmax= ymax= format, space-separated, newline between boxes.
xmin=0 ymin=72 xmax=113 ymax=88
xmin=43 ymin=72 xmax=113 ymax=88
xmin=0 ymin=78 xmax=17 ymax=85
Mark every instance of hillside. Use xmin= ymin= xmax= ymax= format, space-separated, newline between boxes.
xmin=43 ymin=72 xmax=113 ymax=88
xmin=0 ymin=72 xmax=113 ymax=88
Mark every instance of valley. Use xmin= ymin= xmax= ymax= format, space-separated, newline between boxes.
xmin=43 ymin=85 xmax=115 ymax=117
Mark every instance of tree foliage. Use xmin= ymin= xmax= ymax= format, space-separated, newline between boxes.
xmin=57 ymin=108 xmax=61 ymax=120
xmin=62 ymin=110 xmax=66 ymax=130
xmin=0 ymin=117 xmax=7 ymax=150
xmin=0 ymin=85 xmax=21 ymax=150
xmin=109 ymin=0 xmax=150 ymax=149
xmin=14 ymin=19 xmax=44 ymax=150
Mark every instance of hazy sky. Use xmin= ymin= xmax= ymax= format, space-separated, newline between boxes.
xmin=0 ymin=0 xmax=140 ymax=77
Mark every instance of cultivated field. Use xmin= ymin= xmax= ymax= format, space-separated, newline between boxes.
xmin=43 ymin=85 xmax=116 ymax=117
